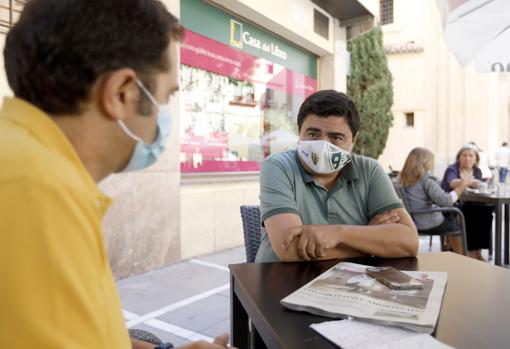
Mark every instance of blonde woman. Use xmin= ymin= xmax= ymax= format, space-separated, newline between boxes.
xmin=399 ymin=148 xmax=470 ymax=254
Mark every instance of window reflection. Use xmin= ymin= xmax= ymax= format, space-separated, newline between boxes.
xmin=180 ymin=65 xmax=315 ymax=173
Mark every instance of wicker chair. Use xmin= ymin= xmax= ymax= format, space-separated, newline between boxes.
xmin=240 ymin=205 xmax=264 ymax=348
xmin=240 ymin=205 xmax=262 ymax=263
xmin=128 ymin=328 xmax=162 ymax=345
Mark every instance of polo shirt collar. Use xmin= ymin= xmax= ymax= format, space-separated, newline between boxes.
xmin=341 ymin=160 xmax=360 ymax=182
xmin=0 ymin=97 xmax=109 ymax=202
xmin=295 ymin=151 xmax=315 ymax=183
xmin=295 ymin=150 xmax=360 ymax=184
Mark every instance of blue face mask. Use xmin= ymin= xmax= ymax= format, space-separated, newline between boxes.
xmin=118 ymin=79 xmax=172 ymax=172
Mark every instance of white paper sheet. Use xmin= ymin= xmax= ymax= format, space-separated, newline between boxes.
xmin=310 ymin=320 xmax=455 ymax=349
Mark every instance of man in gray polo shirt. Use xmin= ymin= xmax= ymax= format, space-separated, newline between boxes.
xmin=255 ymin=90 xmax=418 ymax=262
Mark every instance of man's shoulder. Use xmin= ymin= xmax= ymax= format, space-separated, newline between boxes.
xmin=349 ymin=153 xmax=383 ymax=174
xmin=350 ymin=153 xmax=379 ymax=165
xmin=264 ymin=149 xmax=297 ymax=163
xmin=0 ymin=125 xmax=77 ymax=188
xmin=496 ymin=147 xmax=510 ymax=155
xmin=263 ymin=150 xmax=298 ymax=171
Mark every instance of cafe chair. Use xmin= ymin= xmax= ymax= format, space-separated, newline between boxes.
xmin=240 ymin=205 xmax=261 ymax=263
xmin=393 ymin=183 xmax=469 ymax=256
xmin=240 ymin=205 xmax=265 ymax=348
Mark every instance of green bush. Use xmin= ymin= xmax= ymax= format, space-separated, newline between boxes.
xmin=348 ymin=27 xmax=393 ymax=159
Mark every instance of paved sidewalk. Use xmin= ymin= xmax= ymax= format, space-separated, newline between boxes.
xmin=117 ymin=236 xmax=495 ymax=346
xmin=118 ymin=247 xmax=246 ymax=346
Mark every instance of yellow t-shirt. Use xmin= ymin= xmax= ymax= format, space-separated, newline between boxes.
xmin=0 ymin=98 xmax=131 ymax=348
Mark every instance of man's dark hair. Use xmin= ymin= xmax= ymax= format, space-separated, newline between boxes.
xmin=297 ymin=90 xmax=360 ymax=137
xmin=4 ymin=0 xmax=182 ymax=115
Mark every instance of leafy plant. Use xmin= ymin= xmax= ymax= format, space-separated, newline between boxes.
xmin=347 ymin=27 xmax=393 ymax=159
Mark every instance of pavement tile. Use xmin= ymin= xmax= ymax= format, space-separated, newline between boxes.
xmin=219 ymin=288 xmax=231 ymax=298
xmin=118 ymin=261 xmax=229 ymax=314
xmin=200 ymin=318 xmax=231 ymax=338
xmin=196 ymin=246 xmax=246 ymax=266
xmin=156 ymin=294 xmax=230 ymax=333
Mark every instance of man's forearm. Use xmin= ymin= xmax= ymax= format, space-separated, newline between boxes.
xmin=267 ymin=210 xmax=418 ymax=262
xmin=278 ymin=239 xmax=366 ymax=262
xmin=335 ymin=223 xmax=419 ymax=258
xmin=321 ymin=243 xmax=367 ymax=260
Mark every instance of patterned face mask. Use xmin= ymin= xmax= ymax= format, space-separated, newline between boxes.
xmin=297 ymin=140 xmax=351 ymax=174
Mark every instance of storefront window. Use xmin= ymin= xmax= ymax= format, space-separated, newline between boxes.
xmin=180 ymin=0 xmax=317 ymax=173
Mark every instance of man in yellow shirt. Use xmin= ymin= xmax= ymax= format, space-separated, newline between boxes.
xmin=0 ymin=1 xmax=232 ymax=348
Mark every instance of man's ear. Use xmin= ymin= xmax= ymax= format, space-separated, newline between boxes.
xmin=99 ymin=68 xmax=138 ymax=122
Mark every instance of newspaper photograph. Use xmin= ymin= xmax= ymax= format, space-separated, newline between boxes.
xmin=281 ymin=262 xmax=447 ymax=333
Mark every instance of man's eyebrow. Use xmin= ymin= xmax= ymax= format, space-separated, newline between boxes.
xmin=327 ymin=132 xmax=347 ymax=138
xmin=305 ymin=127 xmax=321 ymax=132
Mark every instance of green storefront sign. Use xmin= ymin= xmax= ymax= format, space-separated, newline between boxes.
xmin=181 ymin=0 xmax=317 ymax=78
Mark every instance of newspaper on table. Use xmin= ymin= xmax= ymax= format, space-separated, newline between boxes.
xmin=281 ymin=262 xmax=447 ymax=333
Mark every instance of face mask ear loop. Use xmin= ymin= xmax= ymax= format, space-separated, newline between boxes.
xmin=117 ymin=120 xmax=144 ymax=144
xmin=350 ymin=132 xmax=359 ymax=153
xmin=120 ymin=78 xmax=164 ymax=145
xmin=135 ymin=79 xmax=161 ymax=111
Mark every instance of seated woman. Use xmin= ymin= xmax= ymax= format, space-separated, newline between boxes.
xmin=399 ymin=148 xmax=469 ymax=254
xmin=440 ymin=144 xmax=493 ymax=261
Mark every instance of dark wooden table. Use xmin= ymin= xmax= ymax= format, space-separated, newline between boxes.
xmin=460 ymin=191 xmax=510 ymax=265
xmin=230 ymin=253 xmax=510 ymax=349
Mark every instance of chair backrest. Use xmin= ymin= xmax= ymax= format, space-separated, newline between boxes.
xmin=392 ymin=182 xmax=411 ymax=210
xmin=392 ymin=181 xmax=468 ymax=255
xmin=240 ymin=205 xmax=261 ymax=263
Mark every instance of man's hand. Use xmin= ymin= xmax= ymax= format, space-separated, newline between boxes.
xmin=131 ymin=338 xmax=158 ymax=349
xmin=368 ymin=211 xmax=400 ymax=226
xmin=282 ymin=225 xmax=342 ymax=260
xmin=178 ymin=334 xmax=237 ymax=349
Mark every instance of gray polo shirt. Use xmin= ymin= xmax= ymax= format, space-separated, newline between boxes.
xmin=255 ymin=150 xmax=403 ymax=262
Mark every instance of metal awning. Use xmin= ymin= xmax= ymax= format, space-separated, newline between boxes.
xmin=311 ymin=0 xmax=373 ymax=21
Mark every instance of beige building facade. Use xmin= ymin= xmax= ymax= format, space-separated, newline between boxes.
xmin=377 ymin=0 xmax=510 ymax=175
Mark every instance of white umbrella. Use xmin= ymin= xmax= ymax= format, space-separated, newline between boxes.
xmin=436 ymin=0 xmax=510 ymax=73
